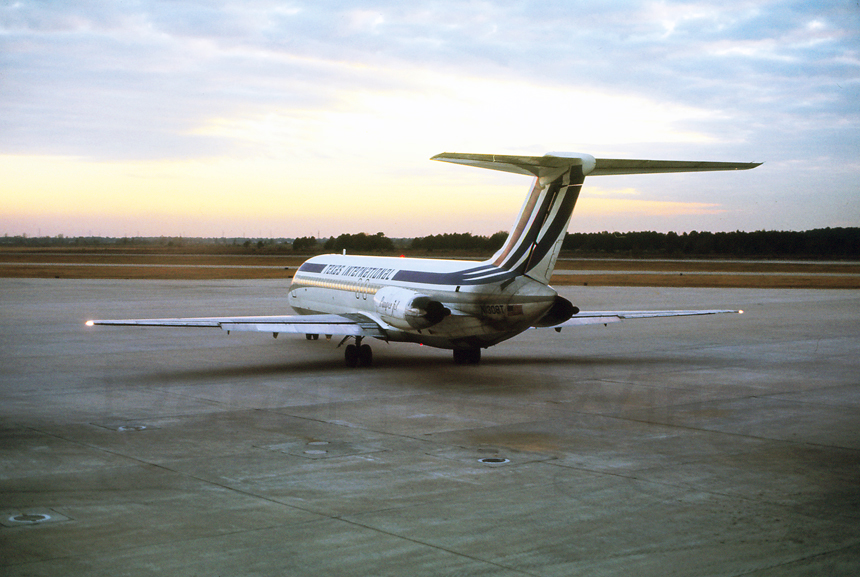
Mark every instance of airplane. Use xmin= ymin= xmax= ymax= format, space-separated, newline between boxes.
xmin=87 ymin=152 xmax=760 ymax=367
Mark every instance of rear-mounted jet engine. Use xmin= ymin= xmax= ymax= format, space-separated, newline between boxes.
xmin=373 ymin=286 xmax=451 ymax=330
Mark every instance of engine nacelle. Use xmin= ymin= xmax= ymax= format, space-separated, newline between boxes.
xmin=373 ymin=286 xmax=450 ymax=331
xmin=533 ymin=296 xmax=580 ymax=327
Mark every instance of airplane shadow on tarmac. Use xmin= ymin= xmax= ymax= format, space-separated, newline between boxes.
xmin=119 ymin=347 xmax=713 ymax=384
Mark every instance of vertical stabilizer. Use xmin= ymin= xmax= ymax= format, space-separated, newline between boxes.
xmin=432 ymin=153 xmax=592 ymax=284
xmin=488 ymin=164 xmax=583 ymax=283
xmin=431 ymin=152 xmax=761 ymax=286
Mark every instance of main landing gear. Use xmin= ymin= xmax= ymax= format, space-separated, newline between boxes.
xmin=452 ymin=348 xmax=481 ymax=365
xmin=344 ymin=337 xmax=373 ymax=368
xmin=311 ymin=335 xmax=480 ymax=367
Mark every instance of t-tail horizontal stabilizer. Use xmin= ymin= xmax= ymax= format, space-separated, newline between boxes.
xmin=431 ymin=152 xmax=761 ymax=177
xmin=431 ymin=152 xmax=761 ymax=285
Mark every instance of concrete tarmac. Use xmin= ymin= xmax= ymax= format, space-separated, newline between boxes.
xmin=2 ymin=278 xmax=859 ymax=576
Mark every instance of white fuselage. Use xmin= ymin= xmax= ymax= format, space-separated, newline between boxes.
xmin=86 ymin=151 xmax=757 ymax=365
xmin=288 ymin=254 xmax=557 ymax=350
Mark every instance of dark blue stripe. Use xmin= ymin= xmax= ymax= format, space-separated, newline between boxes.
xmin=460 ymin=264 xmax=499 ymax=278
xmin=496 ymin=185 xmax=556 ymax=271
xmin=525 ymin=183 xmax=582 ymax=272
xmin=393 ymin=266 xmax=516 ymax=286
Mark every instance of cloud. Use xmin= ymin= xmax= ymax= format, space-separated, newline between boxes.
xmin=577 ymin=198 xmax=725 ymax=217
xmin=1 ymin=0 xmax=858 ymax=236
xmin=3 ymin=1 xmax=856 ymax=158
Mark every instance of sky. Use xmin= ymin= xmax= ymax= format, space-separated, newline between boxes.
xmin=1 ymin=0 xmax=858 ymax=238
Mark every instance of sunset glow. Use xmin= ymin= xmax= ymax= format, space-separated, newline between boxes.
xmin=2 ymin=2 xmax=857 ymax=237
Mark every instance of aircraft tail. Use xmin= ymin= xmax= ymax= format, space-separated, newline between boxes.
xmin=432 ymin=152 xmax=760 ymax=285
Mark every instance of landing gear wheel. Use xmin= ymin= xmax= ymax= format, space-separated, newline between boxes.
xmin=306 ymin=334 xmax=319 ymax=340
xmin=358 ymin=344 xmax=373 ymax=367
xmin=453 ymin=348 xmax=481 ymax=365
xmin=344 ymin=344 xmax=359 ymax=367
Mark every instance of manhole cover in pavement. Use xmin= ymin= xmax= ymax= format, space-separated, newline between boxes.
xmin=1 ymin=509 xmax=71 ymax=528
xmin=10 ymin=514 xmax=50 ymax=524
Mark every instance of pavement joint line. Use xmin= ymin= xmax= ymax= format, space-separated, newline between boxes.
xmin=21 ymin=413 xmax=551 ymax=513
xmin=6 ymin=281 xmax=859 ymax=573
xmin=611 ymin=416 xmax=860 ymax=452
xmin=540 ymin=459 xmax=822 ymax=510
xmin=18 ymin=425 xmax=325 ymax=515
xmin=731 ymin=540 xmax=860 ymax=576
xmin=0 ymin=518 xmax=345 ymax=568
xmin=616 ymin=390 xmax=860 ymax=416
xmin=544 ymin=404 xmax=859 ymax=449
xmin=15 ymin=424 xmax=543 ymax=576
xmin=333 ymin=515 xmax=542 ymax=577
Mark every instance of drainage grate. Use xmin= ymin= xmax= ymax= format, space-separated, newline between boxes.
xmin=1 ymin=509 xmax=71 ymax=528
xmin=304 ymin=441 xmax=329 ymax=455
xmin=262 ymin=439 xmax=384 ymax=460
xmin=91 ymin=421 xmax=153 ymax=432
xmin=10 ymin=514 xmax=50 ymax=524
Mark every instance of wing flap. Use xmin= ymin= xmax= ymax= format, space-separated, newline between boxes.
xmin=538 ymin=309 xmax=741 ymax=329
xmin=87 ymin=314 xmax=387 ymax=338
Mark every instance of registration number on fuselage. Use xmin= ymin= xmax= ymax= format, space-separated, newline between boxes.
xmin=481 ymin=304 xmax=523 ymax=316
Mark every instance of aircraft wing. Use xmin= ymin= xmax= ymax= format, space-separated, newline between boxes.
xmin=541 ymin=309 xmax=742 ymax=328
xmin=86 ymin=313 xmax=388 ymax=338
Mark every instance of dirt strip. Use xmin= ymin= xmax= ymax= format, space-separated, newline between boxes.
xmin=552 ymin=273 xmax=860 ymax=289
xmin=1 ymin=262 xmax=858 ymax=288
xmin=0 ymin=253 xmax=303 ymax=267
xmin=2 ymin=252 xmax=859 ymax=274
xmin=0 ymin=264 xmax=293 ymax=280
xmin=555 ymin=259 xmax=860 ymax=274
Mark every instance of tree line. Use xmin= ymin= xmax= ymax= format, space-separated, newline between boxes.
xmin=560 ymin=228 xmax=859 ymax=258
xmin=4 ymin=228 xmax=858 ymax=258
xmin=322 ymin=232 xmax=394 ymax=252
xmin=292 ymin=232 xmax=396 ymax=253
xmin=309 ymin=228 xmax=860 ymax=257
xmin=409 ymin=232 xmax=508 ymax=252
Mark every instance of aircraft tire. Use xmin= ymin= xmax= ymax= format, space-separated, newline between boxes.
xmin=306 ymin=334 xmax=319 ymax=340
xmin=358 ymin=344 xmax=373 ymax=367
xmin=344 ymin=344 xmax=359 ymax=368
xmin=453 ymin=348 xmax=481 ymax=365
xmin=467 ymin=348 xmax=481 ymax=364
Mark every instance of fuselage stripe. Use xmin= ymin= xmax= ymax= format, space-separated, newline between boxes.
xmin=494 ymin=186 xmax=554 ymax=271
xmin=521 ymin=167 xmax=584 ymax=274
xmin=492 ymin=178 xmax=542 ymax=268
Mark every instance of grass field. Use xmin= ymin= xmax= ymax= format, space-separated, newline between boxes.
xmin=1 ymin=249 xmax=858 ymax=288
